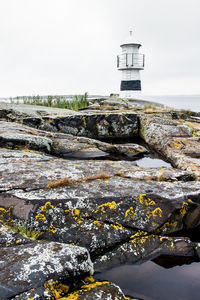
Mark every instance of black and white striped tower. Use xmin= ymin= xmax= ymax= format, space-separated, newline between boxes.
xmin=117 ymin=31 xmax=145 ymax=99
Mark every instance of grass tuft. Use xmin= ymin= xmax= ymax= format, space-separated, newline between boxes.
xmin=46 ymin=177 xmax=75 ymax=188
xmin=21 ymin=93 xmax=88 ymax=110
xmin=46 ymin=172 xmax=111 ymax=188
xmin=9 ymin=222 xmax=42 ymax=240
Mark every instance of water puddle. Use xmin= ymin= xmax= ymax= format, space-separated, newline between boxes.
xmin=136 ymin=157 xmax=172 ymax=168
xmin=63 ymin=151 xmax=109 ymax=159
xmin=94 ymin=257 xmax=200 ymax=300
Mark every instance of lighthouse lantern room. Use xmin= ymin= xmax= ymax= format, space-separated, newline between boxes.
xmin=117 ymin=31 xmax=145 ymax=99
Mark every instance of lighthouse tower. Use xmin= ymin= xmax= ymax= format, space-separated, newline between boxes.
xmin=117 ymin=31 xmax=145 ymax=99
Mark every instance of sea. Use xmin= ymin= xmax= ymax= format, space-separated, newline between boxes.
xmin=143 ymin=94 xmax=200 ymax=113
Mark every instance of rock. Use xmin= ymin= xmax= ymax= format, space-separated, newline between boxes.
xmin=94 ymin=232 xmax=196 ymax=272
xmin=0 ymin=102 xmax=79 ymax=121
xmin=1 ymin=103 xmax=200 ymax=298
xmin=0 ymin=145 xmax=197 ymax=192
xmin=113 ymin=143 xmax=149 ymax=158
xmin=0 ymin=193 xmax=136 ymax=255
xmin=0 ymin=189 xmax=200 ymax=255
xmin=63 ymin=281 xmax=126 ymax=300
xmin=0 ymin=132 xmax=52 ymax=153
xmin=12 ymin=277 xmax=127 ymax=300
xmin=0 ymin=241 xmax=93 ymax=298
xmin=41 ymin=113 xmax=139 ymax=139
xmin=139 ymin=114 xmax=200 ymax=178
xmin=0 ymin=120 xmax=144 ymax=160
xmin=0 ymin=104 xmax=139 ymax=139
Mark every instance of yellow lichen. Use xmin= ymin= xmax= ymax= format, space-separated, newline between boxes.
xmin=47 ymin=226 xmax=57 ymax=233
xmin=125 ymin=207 xmax=135 ymax=218
xmin=151 ymin=207 xmax=162 ymax=218
xmin=139 ymin=194 xmax=147 ymax=204
xmin=93 ymin=220 xmax=102 ymax=226
xmin=41 ymin=201 xmax=54 ymax=211
xmin=96 ymin=201 xmax=117 ymax=213
xmin=72 ymin=208 xmax=80 ymax=216
xmin=180 ymin=202 xmax=189 ymax=217
xmin=44 ymin=280 xmax=69 ymax=298
xmin=35 ymin=212 xmax=46 ymax=221
xmin=110 ymin=223 xmax=124 ymax=230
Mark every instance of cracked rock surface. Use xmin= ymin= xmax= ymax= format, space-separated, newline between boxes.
xmin=1 ymin=101 xmax=200 ymax=299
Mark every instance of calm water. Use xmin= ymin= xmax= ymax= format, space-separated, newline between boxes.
xmin=95 ymin=259 xmax=200 ymax=300
xmin=136 ymin=157 xmax=171 ymax=168
xmin=144 ymin=95 xmax=200 ymax=112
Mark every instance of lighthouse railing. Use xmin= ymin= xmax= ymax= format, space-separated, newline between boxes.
xmin=117 ymin=53 xmax=144 ymax=69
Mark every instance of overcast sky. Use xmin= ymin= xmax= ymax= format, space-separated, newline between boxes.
xmin=0 ymin=0 xmax=200 ymax=97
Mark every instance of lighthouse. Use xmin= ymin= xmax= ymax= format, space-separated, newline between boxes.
xmin=117 ymin=31 xmax=145 ymax=99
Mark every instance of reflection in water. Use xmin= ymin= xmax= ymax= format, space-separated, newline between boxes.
xmin=94 ymin=259 xmax=200 ymax=300
xmin=63 ymin=151 xmax=108 ymax=159
xmin=136 ymin=157 xmax=171 ymax=168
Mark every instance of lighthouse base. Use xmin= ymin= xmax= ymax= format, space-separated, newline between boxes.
xmin=119 ymin=90 xmax=142 ymax=100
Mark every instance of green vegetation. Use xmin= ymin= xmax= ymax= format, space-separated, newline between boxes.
xmin=11 ymin=222 xmax=42 ymax=240
xmin=21 ymin=93 xmax=89 ymax=110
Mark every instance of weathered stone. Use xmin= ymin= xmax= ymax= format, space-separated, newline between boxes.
xmin=0 ymin=102 xmax=79 ymax=121
xmin=12 ymin=277 xmax=127 ymax=300
xmin=94 ymin=232 xmax=196 ymax=272
xmin=0 ymin=120 xmax=144 ymax=159
xmin=63 ymin=281 xmax=126 ymax=300
xmin=0 ymin=146 xmax=197 ymax=192
xmin=0 ymin=241 xmax=93 ymax=298
xmin=1 ymin=103 xmax=200 ymax=299
xmin=139 ymin=114 xmax=200 ymax=178
xmin=41 ymin=113 xmax=139 ymax=139
xmin=0 ymin=193 xmax=136 ymax=255
xmin=0 ymin=132 xmax=53 ymax=153
xmin=0 ymin=190 xmax=199 ymax=255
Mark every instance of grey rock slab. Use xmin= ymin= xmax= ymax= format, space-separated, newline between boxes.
xmin=0 ymin=188 xmax=200 ymax=253
xmin=0 ymin=102 xmax=79 ymax=119
xmin=0 ymin=193 xmax=136 ymax=254
xmin=0 ymin=132 xmax=53 ymax=153
xmin=0 ymin=120 xmax=144 ymax=159
xmin=43 ymin=113 xmax=139 ymax=138
xmin=94 ymin=233 xmax=196 ymax=272
xmin=1 ymin=151 xmax=200 ymax=195
xmin=139 ymin=114 xmax=200 ymax=178
xmin=12 ymin=279 xmax=127 ymax=300
xmin=0 ymin=146 xmax=196 ymax=191
xmin=63 ymin=281 xmax=126 ymax=300
xmin=0 ymin=148 xmax=51 ymax=166
xmin=0 ymin=241 xmax=93 ymax=298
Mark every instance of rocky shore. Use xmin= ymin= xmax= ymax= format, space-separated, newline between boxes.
xmin=1 ymin=97 xmax=200 ymax=299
